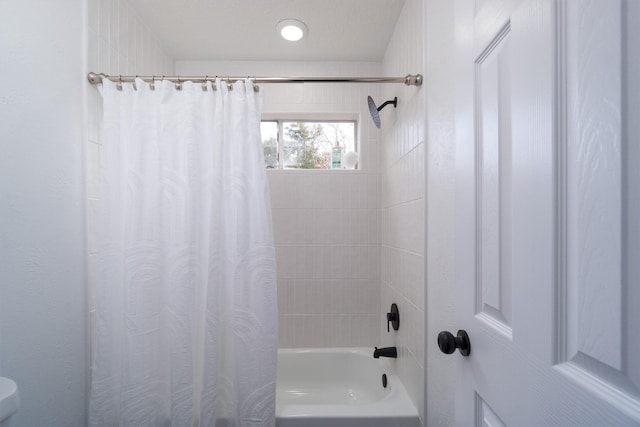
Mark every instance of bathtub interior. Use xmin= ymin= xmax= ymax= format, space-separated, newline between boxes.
xmin=277 ymin=348 xmax=388 ymax=405
xmin=276 ymin=347 xmax=419 ymax=427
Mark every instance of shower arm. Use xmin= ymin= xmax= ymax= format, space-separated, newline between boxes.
xmin=86 ymin=72 xmax=423 ymax=87
xmin=376 ymin=97 xmax=398 ymax=111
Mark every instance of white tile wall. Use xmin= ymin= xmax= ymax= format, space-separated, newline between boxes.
xmin=381 ymin=0 xmax=426 ymax=424
xmin=88 ymin=0 xmax=173 ymax=77
xmin=265 ymin=72 xmax=383 ymax=348
xmin=177 ymin=61 xmax=384 ymax=348
xmin=269 ymin=171 xmax=381 ymax=348
xmin=86 ymin=0 xmax=174 ymax=315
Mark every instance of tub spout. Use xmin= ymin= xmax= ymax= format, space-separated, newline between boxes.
xmin=373 ymin=346 xmax=397 ymax=358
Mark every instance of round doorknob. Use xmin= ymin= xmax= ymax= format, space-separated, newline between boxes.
xmin=437 ymin=329 xmax=471 ymax=357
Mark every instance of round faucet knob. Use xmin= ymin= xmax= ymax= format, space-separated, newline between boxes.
xmin=386 ymin=303 xmax=400 ymax=332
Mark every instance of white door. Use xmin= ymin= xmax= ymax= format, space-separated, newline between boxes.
xmin=452 ymin=0 xmax=640 ymax=425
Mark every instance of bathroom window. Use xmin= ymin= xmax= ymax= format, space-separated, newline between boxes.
xmin=260 ymin=120 xmax=357 ymax=169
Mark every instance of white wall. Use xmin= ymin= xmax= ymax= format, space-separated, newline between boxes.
xmin=0 ymin=1 xmax=88 ymax=425
xmin=178 ymin=60 xmax=385 ymax=347
xmin=380 ymin=0 xmax=426 ymax=424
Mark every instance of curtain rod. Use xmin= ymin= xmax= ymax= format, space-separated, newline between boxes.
xmin=87 ymin=72 xmax=423 ymax=87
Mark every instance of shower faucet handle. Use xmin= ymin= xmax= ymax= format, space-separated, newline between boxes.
xmin=386 ymin=303 xmax=399 ymax=332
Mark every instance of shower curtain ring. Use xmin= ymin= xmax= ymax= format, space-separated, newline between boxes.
xmin=116 ymin=75 xmax=123 ymax=91
xmin=202 ymin=76 xmax=208 ymax=91
xmin=150 ymin=75 xmax=156 ymax=91
xmin=176 ymin=77 xmax=182 ymax=91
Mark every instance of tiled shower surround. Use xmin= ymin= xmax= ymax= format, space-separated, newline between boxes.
xmin=381 ymin=0 xmax=426 ymax=421
xmin=270 ymin=172 xmax=382 ymax=347
xmin=87 ymin=1 xmax=427 ymax=425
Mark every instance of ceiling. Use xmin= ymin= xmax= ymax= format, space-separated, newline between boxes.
xmin=128 ymin=0 xmax=406 ymax=62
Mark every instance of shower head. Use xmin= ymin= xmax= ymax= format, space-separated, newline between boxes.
xmin=367 ymin=96 xmax=397 ymax=128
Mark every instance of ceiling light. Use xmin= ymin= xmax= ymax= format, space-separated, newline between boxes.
xmin=277 ymin=19 xmax=308 ymax=42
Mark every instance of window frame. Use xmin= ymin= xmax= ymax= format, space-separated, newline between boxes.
xmin=260 ymin=116 xmax=359 ymax=170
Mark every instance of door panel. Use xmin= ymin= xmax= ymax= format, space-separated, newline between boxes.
xmin=626 ymin=0 xmax=640 ymax=400
xmin=475 ymin=393 xmax=507 ymax=427
xmin=565 ymin=0 xmax=623 ymax=371
xmin=556 ymin=0 xmax=640 ymax=411
xmin=475 ymin=22 xmax=513 ymax=337
xmin=454 ymin=0 xmax=640 ymax=425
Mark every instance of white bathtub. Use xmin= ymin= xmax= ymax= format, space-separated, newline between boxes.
xmin=276 ymin=348 xmax=419 ymax=427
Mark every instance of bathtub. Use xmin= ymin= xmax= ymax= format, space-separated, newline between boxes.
xmin=276 ymin=348 xmax=419 ymax=427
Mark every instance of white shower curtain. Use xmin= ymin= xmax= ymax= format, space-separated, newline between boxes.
xmin=90 ymin=78 xmax=277 ymax=427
